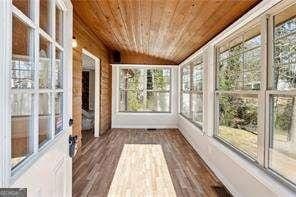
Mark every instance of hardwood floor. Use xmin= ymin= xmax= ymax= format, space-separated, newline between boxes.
xmin=81 ymin=129 xmax=94 ymax=146
xmin=73 ymin=129 xmax=232 ymax=197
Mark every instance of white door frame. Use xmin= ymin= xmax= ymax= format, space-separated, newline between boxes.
xmin=0 ymin=0 xmax=11 ymax=187
xmin=82 ymin=49 xmax=101 ymax=137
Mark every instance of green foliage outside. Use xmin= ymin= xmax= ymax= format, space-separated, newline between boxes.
xmin=218 ymin=38 xmax=259 ymax=134
xmin=121 ymin=69 xmax=169 ymax=111
xmin=218 ymin=16 xmax=296 ymax=143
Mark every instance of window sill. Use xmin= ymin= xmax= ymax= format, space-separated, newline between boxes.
xmin=213 ymin=135 xmax=258 ymax=163
xmin=178 ymin=117 xmax=296 ymax=194
xmin=212 ymin=135 xmax=296 ymax=193
xmin=179 ymin=113 xmax=203 ymax=130
xmin=117 ymin=111 xmax=173 ymax=115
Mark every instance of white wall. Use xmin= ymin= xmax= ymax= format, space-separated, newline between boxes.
xmin=179 ymin=116 xmax=295 ymax=197
xmin=111 ymin=65 xmax=178 ymax=128
xmin=178 ymin=0 xmax=296 ymax=196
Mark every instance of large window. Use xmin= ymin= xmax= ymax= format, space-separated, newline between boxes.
xmin=215 ymin=25 xmax=261 ymax=160
xmin=181 ymin=56 xmax=203 ymax=127
xmin=11 ymin=0 xmax=65 ymax=170
xmin=268 ymin=4 xmax=296 ymax=186
xmin=119 ymin=68 xmax=171 ymax=112
xmin=213 ymin=3 xmax=296 ymax=188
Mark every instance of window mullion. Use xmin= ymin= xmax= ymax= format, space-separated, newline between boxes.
xmin=32 ymin=0 xmax=40 ymax=154
xmin=51 ymin=0 xmax=56 ymax=139
xmin=257 ymin=14 xmax=269 ymax=166
xmin=190 ymin=65 xmax=193 ymax=119
xmin=143 ymin=68 xmax=147 ymax=110
xmin=180 ymin=67 xmax=183 ymax=114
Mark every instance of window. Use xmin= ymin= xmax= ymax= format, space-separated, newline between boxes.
xmin=268 ymin=4 xmax=296 ymax=186
xmin=181 ymin=56 xmax=203 ymax=127
xmin=215 ymin=25 xmax=261 ymax=160
xmin=119 ymin=68 xmax=171 ymax=112
xmin=181 ymin=66 xmax=190 ymax=117
xmin=11 ymin=1 xmax=65 ymax=170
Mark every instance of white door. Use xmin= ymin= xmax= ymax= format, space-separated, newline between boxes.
xmin=0 ymin=0 xmax=73 ymax=196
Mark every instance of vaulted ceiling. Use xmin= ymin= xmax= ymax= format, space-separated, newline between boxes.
xmin=72 ymin=0 xmax=261 ymax=64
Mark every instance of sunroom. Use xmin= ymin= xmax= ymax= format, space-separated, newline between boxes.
xmin=0 ymin=0 xmax=296 ymax=196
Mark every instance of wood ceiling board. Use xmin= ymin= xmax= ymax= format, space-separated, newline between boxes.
xmin=72 ymin=0 xmax=261 ymax=64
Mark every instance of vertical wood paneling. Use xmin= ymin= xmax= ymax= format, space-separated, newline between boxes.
xmin=73 ymin=15 xmax=111 ymax=148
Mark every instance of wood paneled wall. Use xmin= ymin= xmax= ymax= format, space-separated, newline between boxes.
xmin=119 ymin=51 xmax=176 ymax=65
xmin=73 ymin=15 xmax=112 ymax=147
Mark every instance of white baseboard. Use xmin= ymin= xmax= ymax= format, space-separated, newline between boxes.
xmin=111 ymin=125 xmax=178 ymax=129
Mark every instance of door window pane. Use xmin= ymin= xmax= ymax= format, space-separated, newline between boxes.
xmin=12 ymin=0 xmax=31 ymax=19
xmin=269 ymin=97 xmax=296 ymax=184
xmin=56 ymin=5 xmax=63 ymax=45
xmin=55 ymin=49 xmax=63 ymax=89
xmin=217 ymin=94 xmax=258 ymax=159
xmin=12 ymin=16 xmax=34 ymax=89
xmin=39 ymin=93 xmax=51 ymax=147
xmin=11 ymin=94 xmax=33 ymax=168
xmin=55 ymin=93 xmax=63 ymax=134
xmin=39 ymin=36 xmax=51 ymax=88
xmin=40 ymin=0 xmax=50 ymax=34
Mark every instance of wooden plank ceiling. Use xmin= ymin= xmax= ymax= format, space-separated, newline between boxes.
xmin=72 ymin=0 xmax=261 ymax=64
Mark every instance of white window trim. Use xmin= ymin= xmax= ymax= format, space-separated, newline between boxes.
xmin=0 ymin=0 xmax=73 ymax=187
xmin=0 ymin=0 xmax=12 ymax=188
xmin=213 ymin=17 xmax=264 ymax=163
xmin=114 ymin=64 xmax=174 ymax=113
xmin=213 ymin=3 xmax=296 ymax=190
xmin=179 ymin=0 xmax=296 ymax=192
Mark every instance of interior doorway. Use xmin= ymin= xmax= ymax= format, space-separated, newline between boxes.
xmin=81 ymin=49 xmax=100 ymax=145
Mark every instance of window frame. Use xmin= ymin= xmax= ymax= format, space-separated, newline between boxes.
xmin=214 ymin=20 xmax=264 ymax=163
xmin=264 ymin=4 xmax=296 ymax=189
xmin=118 ymin=66 xmax=172 ymax=113
xmin=0 ymin=0 xmax=71 ymax=187
xmin=212 ymin=2 xmax=296 ymax=191
xmin=180 ymin=55 xmax=204 ymax=129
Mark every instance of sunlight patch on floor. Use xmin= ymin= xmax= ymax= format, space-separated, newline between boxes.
xmin=108 ymin=144 xmax=176 ymax=197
